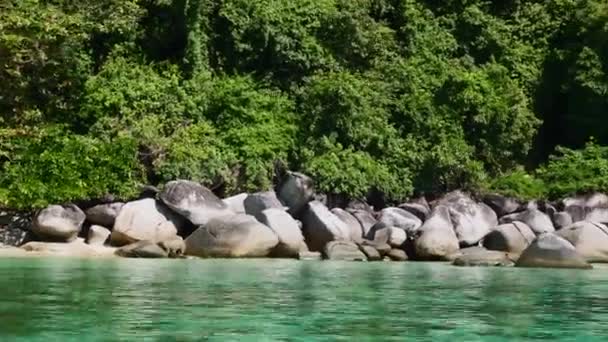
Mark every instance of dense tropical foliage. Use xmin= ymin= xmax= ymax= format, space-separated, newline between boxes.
xmin=0 ymin=0 xmax=607 ymax=208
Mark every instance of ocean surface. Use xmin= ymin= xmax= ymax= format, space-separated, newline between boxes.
xmin=0 ymin=258 xmax=606 ymax=341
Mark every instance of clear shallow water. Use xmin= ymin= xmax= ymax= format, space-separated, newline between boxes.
xmin=0 ymin=259 xmax=607 ymax=341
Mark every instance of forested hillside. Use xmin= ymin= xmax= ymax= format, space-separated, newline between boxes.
xmin=0 ymin=0 xmax=607 ymax=209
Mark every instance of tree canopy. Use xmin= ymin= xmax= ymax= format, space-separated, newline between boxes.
xmin=1 ymin=0 xmax=607 ymax=208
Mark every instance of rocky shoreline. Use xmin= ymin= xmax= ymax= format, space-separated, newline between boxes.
xmin=0 ymin=171 xmax=607 ymax=269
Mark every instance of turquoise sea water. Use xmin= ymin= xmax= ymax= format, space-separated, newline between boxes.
xmin=0 ymin=258 xmax=607 ymax=341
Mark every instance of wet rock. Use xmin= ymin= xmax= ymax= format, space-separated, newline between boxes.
xmin=359 ymin=244 xmax=381 ymax=261
xmin=359 ymin=239 xmax=391 ymax=256
xmin=158 ymin=237 xmax=186 ymax=257
xmin=160 ymin=180 xmax=232 ymax=225
xmin=452 ymin=249 xmax=514 ymax=267
xmin=331 ymin=208 xmax=363 ymax=242
xmin=87 ymin=225 xmax=111 ymax=246
xmin=482 ymin=222 xmax=536 ymax=255
xmin=20 ymin=239 xmax=116 ymax=257
xmin=116 ymin=240 xmax=168 ymax=258
xmin=277 ymin=171 xmax=314 ymax=216
xmin=387 ymin=248 xmax=408 ymax=261
xmin=516 ymin=234 xmax=592 ymax=269
xmin=301 ymin=201 xmax=351 ymax=252
xmin=244 ymin=191 xmax=284 ymax=218
xmin=377 ymin=207 xmax=422 ymax=233
xmin=185 ymin=214 xmax=278 ymax=258
xmin=323 ymin=241 xmax=366 ymax=261
xmin=298 ymin=251 xmax=322 ymax=260
xmin=500 ymin=209 xmax=554 ymax=235
xmin=556 ymin=221 xmax=608 ymax=263
xmin=111 ymin=199 xmax=184 ymax=246
xmin=414 ymin=206 xmax=460 ymax=260
xmin=33 ymin=204 xmax=85 ymax=242
xmin=85 ymin=203 xmax=123 ymax=227
xmin=257 ymin=208 xmax=304 ymax=258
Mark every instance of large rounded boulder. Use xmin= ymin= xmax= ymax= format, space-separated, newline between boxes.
xmin=32 ymin=204 xmax=85 ymax=242
xmin=222 ymin=193 xmax=248 ymax=214
xmin=439 ymin=191 xmax=498 ymax=246
xmin=257 ymin=208 xmax=305 ymax=257
xmin=516 ymin=234 xmax=592 ymax=269
xmin=331 ymin=208 xmax=364 ymax=242
xmin=482 ymin=222 xmax=536 ymax=255
xmin=111 ymin=199 xmax=184 ymax=246
xmin=414 ymin=206 xmax=460 ymax=260
xmin=277 ymin=171 xmax=314 ymax=216
xmin=301 ymin=201 xmax=351 ymax=252
xmin=481 ymin=193 xmax=522 ymax=218
xmin=160 ymin=180 xmax=233 ymax=225
xmin=85 ymin=203 xmax=124 ymax=227
xmin=556 ymin=221 xmax=608 ymax=263
xmin=185 ymin=214 xmax=278 ymax=258
xmin=244 ymin=191 xmax=284 ymax=218
xmin=347 ymin=209 xmax=377 ymax=237
xmin=562 ymin=193 xmax=608 ymax=223
xmin=500 ymin=209 xmax=554 ymax=235
xmin=377 ymin=207 xmax=422 ymax=233
xmin=323 ymin=241 xmax=367 ymax=261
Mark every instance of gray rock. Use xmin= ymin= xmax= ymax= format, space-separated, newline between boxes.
xmin=160 ymin=180 xmax=232 ymax=225
xmin=158 ymin=237 xmax=186 ymax=257
xmin=331 ymin=208 xmax=363 ymax=242
xmin=500 ymin=209 xmax=554 ymax=235
xmin=516 ymin=234 xmax=592 ymax=269
xmin=366 ymin=225 xmax=406 ymax=248
xmin=359 ymin=239 xmax=392 ymax=256
xmin=482 ymin=193 xmax=522 ymax=217
xmin=556 ymin=221 xmax=608 ymax=263
xmin=244 ymin=191 xmax=284 ymax=218
xmin=0 ymin=212 xmax=30 ymax=246
xmin=222 ymin=193 xmax=248 ymax=214
xmin=323 ymin=241 xmax=366 ymax=261
xmin=398 ymin=202 xmax=430 ymax=221
xmin=359 ymin=245 xmax=381 ymax=261
xmin=87 ymin=225 xmax=111 ymax=246
xmin=277 ymin=171 xmax=314 ymax=216
xmin=562 ymin=193 xmax=608 ymax=209
xmin=301 ymin=201 xmax=351 ymax=252
xmin=348 ymin=209 xmax=377 ymax=236
xmin=33 ymin=204 xmax=85 ymax=242
xmin=452 ymin=249 xmax=514 ymax=267
xmin=185 ymin=214 xmax=278 ymax=258
xmin=414 ymin=206 xmax=460 ymax=260
xmin=111 ymin=199 xmax=184 ymax=246
xmin=85 ymin=203 xmax=124 ymax=227
xmin=439 ymin=191 xmax=498 ymax=246
xmin=116 ymin=241 xmax=168 ymax=258
xmin=378 ymin=207 xmax=422 ymax=233
xmin=387 ymin=248 xmax=408 ymax=261
xmin=552 ymin=212 xmax=573 ymax=230
xmin=482 ymin=222 xmax=536 ymax=255
xmin=257 ymin=208 xmax=304 ymax=258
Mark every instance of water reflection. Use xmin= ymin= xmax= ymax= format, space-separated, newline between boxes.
xmin=0 ymin=259 xmax=607 ymax=340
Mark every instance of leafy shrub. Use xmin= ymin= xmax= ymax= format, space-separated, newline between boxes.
xmin=484 ymin=169 xmax=547 ymax=200
xmin=0 ymin=127 xmax=144 ymax=209
xmin=537 ymin=141 xmax=608 ymax=198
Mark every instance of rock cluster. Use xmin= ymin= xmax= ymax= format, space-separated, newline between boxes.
xmin=2 ymin=173 xmax=608 ymax=269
